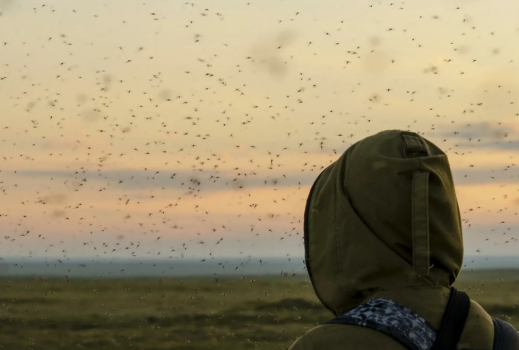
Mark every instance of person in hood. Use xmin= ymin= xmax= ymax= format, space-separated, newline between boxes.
xmin=289 ymin=130 xmax=518 ymax=350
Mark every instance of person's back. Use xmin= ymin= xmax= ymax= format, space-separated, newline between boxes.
xmin=289 ymin=130 xmax=518 ymax=350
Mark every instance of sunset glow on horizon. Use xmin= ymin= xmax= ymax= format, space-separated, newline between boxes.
xmin=1 ymin=0 xmax=519 ymax=261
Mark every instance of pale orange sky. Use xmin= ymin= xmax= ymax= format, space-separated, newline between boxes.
xmin=1 ymin=0 xmax=519 ymax=260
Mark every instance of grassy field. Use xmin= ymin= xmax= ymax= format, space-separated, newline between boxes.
xmin=0 ymin=270 xmax=518 ymax=350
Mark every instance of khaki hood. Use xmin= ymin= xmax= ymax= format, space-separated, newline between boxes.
xmin=304 ymin=130 xmax=464 ymax=316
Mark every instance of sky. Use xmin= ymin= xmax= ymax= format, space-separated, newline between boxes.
xmin=1 ymin=0 xmax=519 ymax=261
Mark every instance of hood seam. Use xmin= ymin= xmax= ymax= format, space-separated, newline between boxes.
xmin=335 ymin=172 xmax=343 ymax=317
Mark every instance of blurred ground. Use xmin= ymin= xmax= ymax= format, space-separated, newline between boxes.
xmin=0 ymin=270 xmax=517 ymax=350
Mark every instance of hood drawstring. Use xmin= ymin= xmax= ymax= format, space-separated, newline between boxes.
xmin=402 ymin=134 xmax=430 ymax=277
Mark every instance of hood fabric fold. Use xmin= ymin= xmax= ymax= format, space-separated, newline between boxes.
xmin=304 ymin=130 xmax=464 ymax=316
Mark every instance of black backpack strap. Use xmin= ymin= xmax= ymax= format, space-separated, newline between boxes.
xmin=430 ymin=287 xmax=471 ymax=350
xmin=493 ymin=317 xmax=519 ymax=350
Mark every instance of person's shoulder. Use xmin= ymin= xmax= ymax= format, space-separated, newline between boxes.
xmin=288 ymin=324 xmax=407 ymax=350
xmin=458 ymin=299 xmax=495 ymax=350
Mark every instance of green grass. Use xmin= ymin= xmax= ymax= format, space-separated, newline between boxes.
xmin=0 ymin=270 xmax=518 ymax=350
